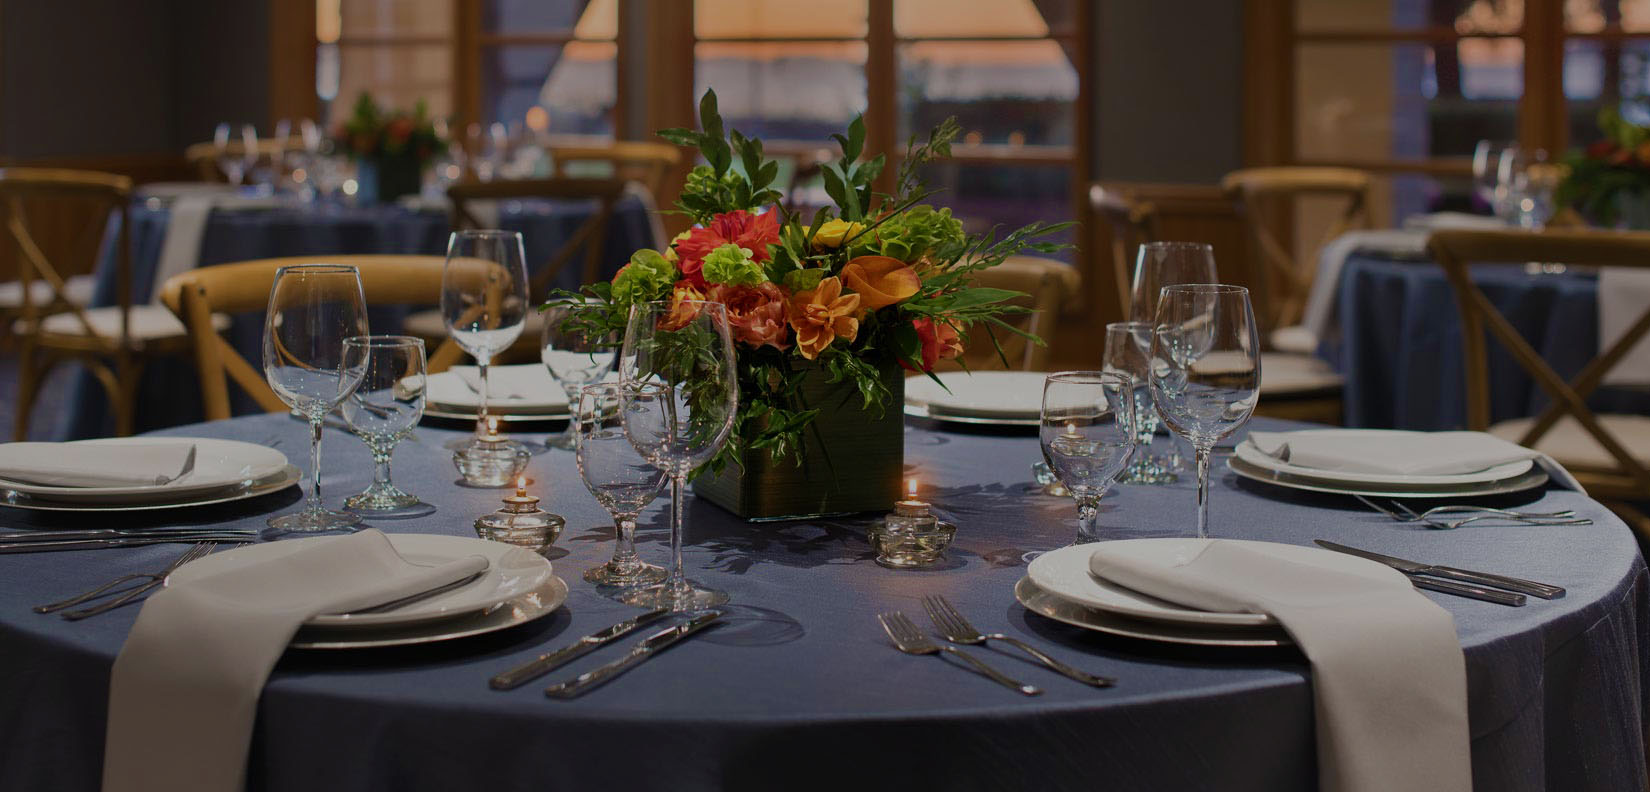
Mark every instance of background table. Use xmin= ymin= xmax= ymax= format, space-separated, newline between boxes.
xmin=1 ymin=415 xmax=1644 ymax=791
xmin=1330 ymin=253 xmax=1650 ymax=429
xmin=61 ymin=198 xmax=656 ymax=440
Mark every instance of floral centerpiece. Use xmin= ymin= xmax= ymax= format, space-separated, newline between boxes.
xmin=333 ymin=93 xmax=444 ymax=203
xmin=558 ymin=90 xmax=1067 ymax=519
xmin=1556 ymin=106 xmax=1650 ymax=228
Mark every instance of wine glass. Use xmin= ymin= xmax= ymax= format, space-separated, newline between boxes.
xmin=618 ymin=300 xmax=739 ymax=611
xmin=262 ymin=265 xmax=369 ymax=533
xmin=213 ymin=122 xmax=246 ymax=185
xmin=441 ymin=230 xmax=530 ymax=449
xmin=1149 ymin=284 xmax=1260 ymax=540
xmin=340 ymin=335 xmax=430 ymax=516
xmin=1039 ymin=372 xmax=1136 ymax=546
xmin=1472 ymin=140 xmax=1514 ymax=214
xmin=575 ymin=382 xmax=668 ymax=586
xmin=542 ymin=300 xmax=618 ymax=451
xmin=1103 ymin=321 xmax=1174 ymax=484
xmin=1130 ymin=241 xmax=1216 ymax=473
xmin=242 ymin=124 xmax=270 ymax=193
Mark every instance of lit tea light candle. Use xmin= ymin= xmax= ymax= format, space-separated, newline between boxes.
xmin=514 ymin=475 xmax=528 ymax=499
xmin=898 ymin=477 xmax=927 ymax=509
xmin=871 ymin=474 xmax=955 ymax=569
xmin=486 ymin=415 xmax=500 ymax=438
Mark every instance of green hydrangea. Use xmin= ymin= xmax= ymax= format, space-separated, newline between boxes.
xmin=701 ymin=243 xmax=766 ymax=286
xmin=782 ymin=267 xmax=827 ymax=293
xmin=849 ymin=205 xmax=965 ymax=262
xmin=611 ymin=249 xmax=676 ymax=305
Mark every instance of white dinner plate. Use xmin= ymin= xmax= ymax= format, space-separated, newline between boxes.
xmin=1233 ymin=438 xmax=1534 ymax=487
xmin=1227 ymin=454 xmax=1551 ymax=499
xmin=1014 ymin=577 xmax=1290 ymax=648
xmin=291 ymin=573 xmax=567 ymax=649
xmin=904 ymin=371 xmax=1050 ymax=420
xmin=0 ymin=465 xmax=300 ymax=512
xmin=1027 ymin=539 xmax=1400 ymax=629
xmin=167 ymin=533 xmax=556 ymax=629
xmin=426 ymin=365 xmax=569 ymax=415
xmin=0 ymin=438 xmax=290 ymax=503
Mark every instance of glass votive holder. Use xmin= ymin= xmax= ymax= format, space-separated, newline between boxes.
xmin=475 ymin=477 xmax=564 ymax=554
xmin=868 ymin=498 xmax=956 ymax=569
xmin=454 ymin=435 xmax=530 ymax=487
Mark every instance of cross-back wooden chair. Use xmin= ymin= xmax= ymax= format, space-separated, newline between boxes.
xmin=1222 ymin=166 xmax=1372 ymax=332
xmin=159 ymin=255 xmax=469 ymax=421
xmin=1430 ymin=228 xmax=1650 ymax=536
xmin=549 ymin=140 xmax=681 ymax=201
xmin=938 ymin=256 xmax=1079 ymax=372
xmin=447 ymin=177 xmax=629 ymax=295
xmin=1089 ymin=183 xmax=1160 ymax=317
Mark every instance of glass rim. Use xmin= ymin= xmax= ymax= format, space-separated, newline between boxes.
xmin=1138 ymin=241 xmax=1214 ymax=252
xmin=1159 ymin=282 xmax=1248 ymax=295
xmin=343 ymin=334 xmax=424 ymax=349
xmin=274 ymin=264 xmax=359 ymax=276
xmin=449 ymin=229 xmax=523 ymax=240
xmin=1044 ymin=369 xmax=1131 ymax=386
xmin=1105 ymin=320 xmax=1153 ymax=332
xmin=579 ymin=381 xmax=624 ymax=395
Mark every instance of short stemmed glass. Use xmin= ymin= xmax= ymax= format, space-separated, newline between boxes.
xmin=340 ymin=335 xmax=429 ymax=516
xmin=441 ymin=229 xmax=530 ymax=449
xmin=1149 ymin=284 xmax=1260 ymax=539
xmin=543 ymin=300 xmax=618 ymax=451
xmin=1104 ymin=321 xmax=1174 ymax=484
xmin=618 ymin=300 xmax=739 ymax=611
xmin=262 ymin=265 xmax=369 ymax=533
xmin=1039 ymin=372 xmax=1136 ymax=546
xmin=575 ymin=383 xmax=668 ymax=586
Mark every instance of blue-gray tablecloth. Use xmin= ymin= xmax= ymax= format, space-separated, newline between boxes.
xmin=1 ymin=415 xmax=1644 ymax=791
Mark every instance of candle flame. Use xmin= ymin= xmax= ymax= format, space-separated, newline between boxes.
xmin=515 ymin=475 xmax=527 ymax=496
xmin=487 ymin=416 xmax=499 ymax=433
xmin=907 ymin=478 xmax=918 ymax=497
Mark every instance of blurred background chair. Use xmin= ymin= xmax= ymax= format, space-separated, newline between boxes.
xmin=938 ymin=255 xmax=1079 ymax=372
xmin=549 ymin=140 xmax=681 ymax=201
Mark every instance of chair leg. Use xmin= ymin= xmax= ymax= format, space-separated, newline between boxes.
xmin=112 ymin=356 xmax=145 ymax=437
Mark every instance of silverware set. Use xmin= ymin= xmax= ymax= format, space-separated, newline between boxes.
xmin=879 ymin=595 xmax=1115 ymax=695
xmin=1315 ymin=539 xmax=1566 ymax=607
xmin=34 ymin=542 xmax=218 ymax=620
xmin=0 ymin=527 xmax=259 ymax=554
xmin=1354 ymin=494 xmax=1590 ymax=530
xmin=491 ymin=608 xmax=722 ymax=698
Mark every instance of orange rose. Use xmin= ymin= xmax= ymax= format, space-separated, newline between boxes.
xmin=903 ymin=318 xmax=965 ymax=372
xmin=709 ymin=281 xmax=791 ymax=351
xmin=840 ymin=255 xmax=920 ymax=312
xmin=659 ymin=280 xmax=706 ymax=331
xmin=786 ymin=277 xmax=860 ymax=359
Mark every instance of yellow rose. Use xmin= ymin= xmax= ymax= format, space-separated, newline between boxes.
xmin=812 ymin=218 xmax=865 ymax=249
xmin=664 ymin=230 xmax=693 ymax=263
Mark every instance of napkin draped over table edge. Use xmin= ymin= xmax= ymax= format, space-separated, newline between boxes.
xmin=1090 ymin=539 xmax=1471 ymax=792
xmin=102 ymin=529 xmax=489 ymax=792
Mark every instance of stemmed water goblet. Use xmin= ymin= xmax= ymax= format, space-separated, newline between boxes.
xmin=262 ymin=264 xmax=369 ymax=533
xmin=1104 ymin=321 xmax=1174 ymax=484
xmin=1038 ymin=371 xmax=1136 ymax=547
xmin=1130 ymin=241 xmax=1217 ymax=473
xmin=543 ymin=300 xmax=618 ymax=451
xmin=340 ymin=335 xmax=430 ymax=517
xmin=213 ymin=123 xmax=247 ymax=186
xmin=441 ymin=229 xmax=530 ymax=449
xmin=1149 ymin=284 xmax=1260 ymax=539
xmin=617 ymin=300 xmax=739 ymax=611
xmin=575 ymin=382 xmax=668 ymax=586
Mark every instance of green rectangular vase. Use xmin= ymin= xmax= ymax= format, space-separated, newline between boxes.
xmin=693 ymin=360 xmax=905 ymax=521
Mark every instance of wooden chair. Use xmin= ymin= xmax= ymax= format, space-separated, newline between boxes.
xmin=1430 ymin=228 xmax=1650 ymax=539
xmin=1090 ymin=184 xmax=1158 ymax=318
xmin=1221 ymin=166 xmax=1372 ymax=339
xmin=940 ymin=256 xmax=1080 ymax=372
xmin=549 ymin=140 xmax=681 ymax=201
xmin=158 ymin=255 xmax=468 ymax=421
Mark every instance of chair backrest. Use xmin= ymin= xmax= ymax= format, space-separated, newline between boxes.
xmin=446 ymin=177 xmax=630 ymax=296
xmin=944 ymin=255 xmax=1079 ymax=372
xmin=0 ymin=167 xmax=132 ymax=345
xmin=1089 ymin=184 xmax=1158 ymax=317
xmin=550 ymin=140 xmax=681 ymax=199
xmin=1429 ymin=228 xmax=1650 ymax=492
xmin=159 ymin=255 xmax=468 ymax=421
xmin=1222 ymin=166 xmax=1372 ymax=329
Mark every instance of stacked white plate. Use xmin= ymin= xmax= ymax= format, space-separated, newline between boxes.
xmin=425 ymin=364 xmax=571 ymax=420
xmin=904 ymin=371 xmax=1047 ymax=427
xmin=0 ymin=437 xmax=298 ymax=512
xmin=168 ymin=533 xmax=567 ymax=648
xmin=1226 ymin=432 xmax=1549 ymax=499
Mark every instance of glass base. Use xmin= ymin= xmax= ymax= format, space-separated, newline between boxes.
xmin=1118 ymin=454 xmax=1179 ymax=485
xmin=619 ymin=578 xmax=730 ymax=612
xmin=584 ymin=560 xmax=668 ymax=587
xmin=546 ymin=428 xmax=577 ymax=452
xmin=345 ymin=482 xmax=420 ymax=511
xmin=267 ymin=507 xmax=362 ymax=534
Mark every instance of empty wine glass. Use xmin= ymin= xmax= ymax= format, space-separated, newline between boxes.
xmin=543 ymin=300 xmax=618 ymax=451
xmin=1149 ymin=284 xmax=1260 ymax=539
xmin=242 ymin=124 xmax=271 ymax=193
xmin=1129 ymin=241 xmax=1217 ymax=323
xmin=263 ymin=265 xmax=369 ymax=533
xmin=1039 ymin=372 xmax=1136 ymax=547
xmin=618 ymin=300 xmax=739 ymax=611
xmin=575 ymin=383 xmax=668 ymax=587
xmin=340 ymin=335 xmax=430 ymax=516
xmin=441 ymin=229 xmax=530 ymax=449
xmin=1472 ymin=140 xmax=1514 ymax=214
xmin=1104 ymin=321 xmax=1174 ymax=484
xmin=213 ymin=122 xmax=246 ymax=185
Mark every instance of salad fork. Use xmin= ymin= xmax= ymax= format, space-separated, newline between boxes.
xmin=922 ymin=595 xmax=1114 ymax=687
xmin=1354 ymin=495 xmax=1588 ymax=529
xmin=60 ymin=543 xmax=219 ymax=621
xmin=34 ymin=542 xmax=216 ymax=614
xmin=878 ymin=611 xmax=1041 ymax=696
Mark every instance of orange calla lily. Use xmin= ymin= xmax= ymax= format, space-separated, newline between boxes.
xmin=787 ymin=277 xmax=860 ymax=359
xmin=840 ymin=255 xmax=920 ymax=312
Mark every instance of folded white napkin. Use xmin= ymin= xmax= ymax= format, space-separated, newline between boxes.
xmin=1247 ymin=428 xmax=1583 ymax=491
xmin=1299 ymin=229 xmax=1430 ymax=345
xmin=428 ymin=364 xmax=564 ymax=408
xmin=1090 ymin=539 xmax=1470 ymax=792
xmin=1598 ymin=267 xmax=1650 ymax=386
xmin=103 ymin=529 xmax=488 ymax=792
xmin=1402 ymin=211 xmax=1513 ymax=232
xmin=0 ymin=441 xmax=195 ymax=488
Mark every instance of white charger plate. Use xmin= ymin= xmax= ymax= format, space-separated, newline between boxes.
xmin=1233 ymin=438 xmax=1533 ymax=487
xmin=904 ymin=371 xmax=1049 ymax=420
xmin=1227 ymin=455 xmax=1550 ymax=499
xmin=167 ymin=533 xmax=555 ymax=629
xmin=1026 ymin=539 xmax=1399 ymax=629
xmin=1015 ymin=577 xmax=1290 ymax=648
xmin=0 ymin=438 xmax=289 ymax=503
xmin=0 ymin=465 xmax=299 ymax=512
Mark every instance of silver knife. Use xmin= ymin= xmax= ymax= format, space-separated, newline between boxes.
xmin=491 ymin=608 xmax=671 ymax=690
xmin=543 ymin=610 xmax=723 ymax=699
xmin=1315 ymin=540 xmax=1565 ymax=600
xmin=1409 ymin=575 xmax=1526 ymax=607
xmin=0 ymin=534 xmax=258 ymax=553
xmin=0 ymin=528 xmax=259 ymax=542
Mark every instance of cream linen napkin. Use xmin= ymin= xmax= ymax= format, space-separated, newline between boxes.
xmin=445 ymin=364 xmax=559 ymax=403
xmin=102 ymin=530 xmax=489 ymax=792
xmin=1247 ymin=428 xmax=1583 ymax=491
xmin=0 ymin=441 xmax=195 ymax=488
xmin=1597 ymin=267 xmax=1650 ymax=386
xmin=151 ymin=194 xmax=283 ymax=303
xmin=1299 ymin=229 xmax=1430 ymax=344
xmin=1090 ymin=540 xmax=1470 ymax=792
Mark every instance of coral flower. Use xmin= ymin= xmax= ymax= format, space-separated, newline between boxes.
xmin=903 ymin=317 xmax=965 ymax=372
xmin=786 ymin=277 xmax=860 ymax=360
xmin=676 ymin=209 xmax=781 ymax=289
xmin=709 ymin=282 xmax=791 ymax=351
xmin=659 ymin=280 xmax=707 ymax=331
xmin=840 ymin=255 xmax=921 ymax=312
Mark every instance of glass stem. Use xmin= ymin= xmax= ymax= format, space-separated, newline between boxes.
xmin=475 ymin=356 xmax=491 ymax=440
xmin=307 ymin=419 xmax=324 ymax=514
xmin=372 ymin=448 xmax=393 ymax=490
xmin=561 ymin=383 xmax=581 ymax=443
xmin=611 ymin=513 xmax=640 ymax=569
xmin=1195 ymin=445 xmax=1213 ymax=539
xmin=1075 ymin=496 xmax=1101 ymax=543
xmin=668 ymin=472 xmax=687 ymax=594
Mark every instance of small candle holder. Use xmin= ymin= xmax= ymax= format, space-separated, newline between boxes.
xmin=454 ymin=417 xmax=530 ymax=487
xmin=475 ymin=476 xmax=564 ymax=554
xmin=868 ymin=478 xmax=955 ymax=569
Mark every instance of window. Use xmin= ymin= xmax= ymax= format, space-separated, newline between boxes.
xmin=478 ymin=0 xmax=617 ymax=137
xmin=318 ymin=0 xmax=454 ymax=123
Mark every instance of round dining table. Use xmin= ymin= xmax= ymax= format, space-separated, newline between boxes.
xmin=1 ymin=413 xmax=1645 ymax=792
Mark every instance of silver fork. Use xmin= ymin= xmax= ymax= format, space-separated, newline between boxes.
xmin=922 ymin=595 xmax=1115 ymax=688
xmin=877 ymin=611 xmax=1041 ymax=696
xmin=1354 ymin=495 xmax=1587 ymax=529
xmin=1385 ymin=500 xmax=1591 ymax=530
xmin=59 ymin=543 xmax=218 ymax=621
xmin=34 ymin=542 xmax=215 ymax=614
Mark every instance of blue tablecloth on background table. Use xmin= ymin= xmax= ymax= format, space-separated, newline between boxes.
xmin=1 ymin=416 xmax=1644 ymax=791
xmin=62 ymin=198 xmax=655 ymax=439
xmin=1330 ymin=253 xmax=1650 ymax=429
